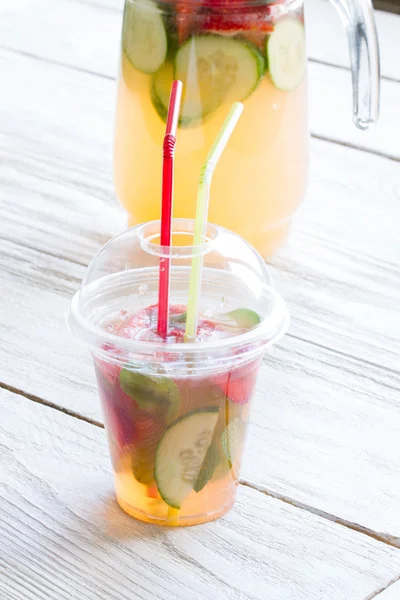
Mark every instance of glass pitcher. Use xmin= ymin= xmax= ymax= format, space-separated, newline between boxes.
xmin=114 ymin=0 xmax=380 ymax=257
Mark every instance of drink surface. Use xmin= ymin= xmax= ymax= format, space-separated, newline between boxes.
xmin=95 ymin=303 xmax=262 ymax=525
xmin=114 ymin=0 xmax=309 ymax=257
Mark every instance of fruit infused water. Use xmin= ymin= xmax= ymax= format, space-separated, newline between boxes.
xmin=69 ymin=219 xmax=289 ymax=525
xmin=114 ymin=0 xmax=308 ymax=256
xmin=95 ymin=304 xmax=262 ymax=524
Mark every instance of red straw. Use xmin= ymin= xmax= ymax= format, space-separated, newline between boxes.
xmin=157 ymin=80 xmax=182 ymax=337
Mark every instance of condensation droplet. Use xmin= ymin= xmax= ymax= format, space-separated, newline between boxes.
xmin=119 ymin=309 xmax=128 ymax=317
xmin=220 ymin=296 xmax=227 ymax=308
xmin=107 ymin=323 xmax=114 ymax=332
xmin=138 ymin=284 xmax=148 ymax=295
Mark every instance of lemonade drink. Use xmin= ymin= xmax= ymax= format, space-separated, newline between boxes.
xmin=95 ymin=304 xmax=261 ymax=526
xmin=114 ymin=0 xmax=308 ymax=256
xmin=69 ymin=219 xmax=289 ymax=526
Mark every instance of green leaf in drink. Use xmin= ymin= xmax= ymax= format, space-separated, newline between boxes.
xmin=221 ymin=418 xmax=246 ymax=469
xmin=120 ymin=370 xmax=180 ymax=421
xmin=193 ymin=442 xmax=220 ymax=493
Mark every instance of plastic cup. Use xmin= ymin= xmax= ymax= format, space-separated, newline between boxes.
xmin=69 ymin=218 xmax=289 ymax=526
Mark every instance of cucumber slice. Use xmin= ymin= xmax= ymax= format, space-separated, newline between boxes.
xmin=221 ymin=418 xmax=246 ymax=469
xmin=154 ymin=408 xmax=220 ymax=508
xmin=151 ymin=62 xmax=172 ymax=122
xmin=122 ymin=0 xmax=167 ymax=74
xmin=168 ymin=308 xmax=260 ymax=330
xmin=120 ymin=370 xmax=179 ymax=421
xmin=132 ymin=446 xmax=158 ymax=485
xmin=151 ymin=62 xmax=202 ymax=128
xmin=220 ymin=308 xmax=261 ymax=329
xmin=175 ymin=35 xmax=264 ymax=122
xmin=266 ymin=19 xmax=306 ymax=92
xmin=193 ymin=442 xmax=220 ymax=493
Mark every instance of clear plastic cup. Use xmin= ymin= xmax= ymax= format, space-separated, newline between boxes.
xmin=69 ymin=219 xmax=289 ymax=526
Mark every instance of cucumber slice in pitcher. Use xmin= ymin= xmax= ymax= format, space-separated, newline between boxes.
xmin=154 ymin=408 xmax=220 ymax=509
xmin=151 ymin=62 xmax=173 ymax=122
xmin=175 ymin=35 xmax=264 ymax=122
xmin=122 ymin=0 xmax=167 ymax=74
xmin=151 ymin=62 xmax=202 ymax=128
xmin=266 ymin=19 xmax=306 ymax=92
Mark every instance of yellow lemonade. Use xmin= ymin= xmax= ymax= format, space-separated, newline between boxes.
xmin=114 ymin=0 xmax=308 ymax=256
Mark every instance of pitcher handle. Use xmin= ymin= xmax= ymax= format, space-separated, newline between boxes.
xmin=330 ymin=0 xmax=380 ymax=129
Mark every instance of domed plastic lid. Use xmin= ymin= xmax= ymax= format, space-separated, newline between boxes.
xmin=69 ymin=219 xmax=289 ymax=371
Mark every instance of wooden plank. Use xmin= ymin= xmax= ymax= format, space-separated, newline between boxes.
xmin=374 ymin=581 xmax=400 ymax=599
xmin=1 ymin=386 xmax=400 ymax=600
xmin=306 ymin=0 xmax=400 ymax=81
xmin=0 ymin=150 xmax=124 ymax=266
xmin=0 ymin=239 xmax=98 ymax=419
xmin=245 ymin=336 xmax=400 ymax=543
xmin=272 ymin=137 xmax=400 ymax=372
xmin=0 ymin=0 xmax=122 ymax=78
xmin=309 ymin=61 xmax=400 ymax=159
xmin=0 ymin=3 xmax=399 ymax=157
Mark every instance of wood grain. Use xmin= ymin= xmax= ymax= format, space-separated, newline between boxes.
xmin=1 ymin=386 xmax=400 ymax=600
xmin=0 ymin=1 xmax=399 ymax=156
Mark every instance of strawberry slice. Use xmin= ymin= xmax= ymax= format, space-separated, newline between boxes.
xmin=176 ymin=0 xmax=198 ymax=44
xmin=104 ymin=383 xmax=139 ymax=448
xmin=95 ymin=357 xmax=121 ymax=386
xmin=214 ymin=359 xmax=261 ymax=405
xmin=202 ymin=13 xmax=274 ymax=33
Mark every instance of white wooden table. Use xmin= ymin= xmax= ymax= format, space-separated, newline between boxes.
xmin=1 ymin=1 xmax=400 ymax=598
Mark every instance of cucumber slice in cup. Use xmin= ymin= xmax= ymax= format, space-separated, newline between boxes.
xmin=221 ymin=418 xmax=246 ymax=469
xmin=266 ymin=19 xmax=306 ymax=92
xmin=123 ymin=0 xmax=167 ymax=74
xmin=154 ymin=408 xmax=220 ymax=509
xmin=175 ymin=35 xmax=264 ymax=122
xmin=221 ymin=308 xmax=261 ymax=329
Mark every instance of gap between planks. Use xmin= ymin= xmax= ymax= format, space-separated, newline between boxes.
xmin=311 ymin=133 xmax=400 ymax=164
xmin=310 ymin=57 xmax=400 ymax=85
xmin=0 ymin=382 xmax=103 ymax=429
xmin=0 ymin=43 xmax=399 ymax=165
xmin=366 ymin=575 xmax=400 ymax=600
xmin=2 ymin=379 xmax=400 ymax=554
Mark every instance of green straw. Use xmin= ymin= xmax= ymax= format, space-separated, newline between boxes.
xmin=185 ymin=102 xmax=244 ymax=341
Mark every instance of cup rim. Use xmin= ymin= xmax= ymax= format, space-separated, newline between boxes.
xmin=69 ymin=284 xmax=290 ymax=358
xmin=137 ymin=219 xmax=219 ymax=259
